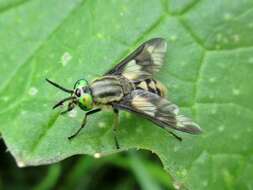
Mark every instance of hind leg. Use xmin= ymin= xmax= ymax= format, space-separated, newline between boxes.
xmin=169 ymin=131 xmax=182 ymax=141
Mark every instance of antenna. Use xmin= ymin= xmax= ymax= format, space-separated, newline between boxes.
xmin=46 ymin=78 xmax=74 ymax=94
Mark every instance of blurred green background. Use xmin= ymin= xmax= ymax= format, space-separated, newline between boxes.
xmin=0 ymin=0 xmax=253 ymax=190
xmin=0 ymin=140 xmax=174 ymax=190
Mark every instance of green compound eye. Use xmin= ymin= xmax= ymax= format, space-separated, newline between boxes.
xmin=79 ymin=93 xmax=93 ymax=111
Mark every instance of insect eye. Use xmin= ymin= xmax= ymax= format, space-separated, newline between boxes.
xmin=83 ymin=87 xmax=89 ymax=93
xmin=75 ymin=89 xmax=81 ymax=97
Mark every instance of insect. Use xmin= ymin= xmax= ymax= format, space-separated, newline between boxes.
xmin=46 ymin=38 xmax=202 ymax=149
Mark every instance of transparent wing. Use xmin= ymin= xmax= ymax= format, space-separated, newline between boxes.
xmin=113 ymin=90 xmax=202 ymax=134
xmin=104 ymin=38 xmax=167 ymax=81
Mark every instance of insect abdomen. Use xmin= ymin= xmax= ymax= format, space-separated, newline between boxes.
xmin=90 ymin=76 xmax=124 ymax=104
xmin=134 ymin=79 xmax=167 ymax=97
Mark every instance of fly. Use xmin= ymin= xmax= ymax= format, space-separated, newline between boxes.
xmin=46 ymin=38 xmax=202 ymax=149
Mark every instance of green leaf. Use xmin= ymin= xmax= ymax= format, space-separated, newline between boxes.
xmin=0 ymin=0 xmax=253 ymax=189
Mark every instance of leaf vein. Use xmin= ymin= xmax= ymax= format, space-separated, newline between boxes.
xmin=178 ymin=17 xmax=207 ymax=50
xmin=0 ymin=0 xmax=29 ymax=14
xmin=179 ymin=0 xmax=202 ymax=15
xmin=192 ymin=51 xmax=206 ymax=118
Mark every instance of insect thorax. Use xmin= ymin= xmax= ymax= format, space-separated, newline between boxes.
xmin=90 ymin=75 xmax=134 ymax=104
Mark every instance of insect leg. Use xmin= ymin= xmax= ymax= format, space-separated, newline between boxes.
xmin=113 ymin=108 xmax=120 ymax=149
xmin=169 ymin=131 xmax=182 ymax=141
xmin=68 ymin=108 xmax=101 ymax=140
xmin=60 ymin=102 xmax=75 ymax=115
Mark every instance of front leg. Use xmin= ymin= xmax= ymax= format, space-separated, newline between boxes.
xmin=60 ymin=102 xmax=75 ymax=115
xmin=68 ymin=108 xmax=101 ymax=140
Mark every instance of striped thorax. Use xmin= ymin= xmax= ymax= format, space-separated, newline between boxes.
xmin=90 ymin=75 xmax=133 ymax=104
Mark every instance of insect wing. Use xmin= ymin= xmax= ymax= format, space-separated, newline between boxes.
xmin=113 ymin=90 xmax=202 ymax=134
xmin=104 ymin=38 xmax=167 ymax=81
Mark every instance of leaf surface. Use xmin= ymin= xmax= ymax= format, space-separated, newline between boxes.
xmin=0 ymin=0 xmax=253 ymax=189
